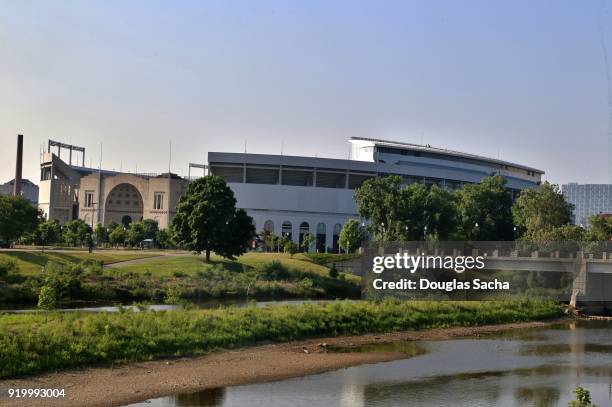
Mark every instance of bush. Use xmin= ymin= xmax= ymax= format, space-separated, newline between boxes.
xmin=569 ymin=386 xmax=597 ymax=407
xmin=0 ymin=258 xmax=18 ymax=278
xmin=37 ymin=285 xmax=58 ymax=310
xmin=329 ymin=263 xmax=339 ymax=278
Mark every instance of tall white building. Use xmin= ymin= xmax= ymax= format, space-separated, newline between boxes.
xmin=208 ymin=137 xmax=544 ymax=252
xmin=562 ymin=183 xmax=612 ymax=226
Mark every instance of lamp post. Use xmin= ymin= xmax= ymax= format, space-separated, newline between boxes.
xmin=423 ymin=225 xmax=428 ymax=241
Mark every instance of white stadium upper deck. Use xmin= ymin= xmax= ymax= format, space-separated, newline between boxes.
xmin=208 ymin=137 xmax=543 ymax=252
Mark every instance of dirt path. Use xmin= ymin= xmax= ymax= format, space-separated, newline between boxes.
xmin=0 ymin=319 xmax=564 ymax=407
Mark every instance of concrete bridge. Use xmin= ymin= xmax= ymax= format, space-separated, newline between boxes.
xmin=360 ymin=243 xmax=612 ymax=313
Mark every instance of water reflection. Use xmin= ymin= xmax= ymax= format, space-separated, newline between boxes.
xmin=128 ymin=321 xmax=612 ymax=407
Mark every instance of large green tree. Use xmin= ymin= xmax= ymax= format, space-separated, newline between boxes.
xmin=354 ymin=176 xmax=459 ymax=241
xmin=512 ymin=181 xmax=573 ymax=240
xmin=0 ymin=195 xmax=39 ymax=243
xmin=37 ymin=219 xmax=62 ymax=250
xmin=62 ymin=220 xmax=92 ymax=247
xmin=456 ymin=176 xmax=514 ymax=240
xmin=172 ymin=176 xmax=255 ymax=261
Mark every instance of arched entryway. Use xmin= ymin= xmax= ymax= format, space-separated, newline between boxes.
xmin=264 ymin=220 xmax=274 ymax=233
xmin=281 ymin=221 xmax=292 ymax=240
xmin=316 ymin=223 xmax=326 ymax=253
xmin=104 ymin=183 xmax=144 ymax=227
xmin=299 ymin=221 xmax=310 ymax=252
xmin=333 ymin=223 xmax=342 ymax=253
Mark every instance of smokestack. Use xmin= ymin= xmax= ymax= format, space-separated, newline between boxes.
xmin=13 ymin=134 xmax=23 ymax=197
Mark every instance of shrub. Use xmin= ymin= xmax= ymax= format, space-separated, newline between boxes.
xmin=37 ymin=285 xmax=58 ymax=311
xmin=329 ymin=263 xmax=339 ymax=278
xmin=0 ymin=258 xmax=18 ymax=278
xmin=569 ymin=386 xmax=597 ymax=407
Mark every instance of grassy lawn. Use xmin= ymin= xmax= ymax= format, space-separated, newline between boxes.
xmin=0 ymin=299 xmax=563 ymax=378
xmin=111 ymin=252 xmax=361 ymax=283
xmin=0 ymin=250 xmax=162 ymax=276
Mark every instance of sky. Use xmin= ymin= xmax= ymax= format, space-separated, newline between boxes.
xmin=0 ymin=0 xmax=611 ymax=185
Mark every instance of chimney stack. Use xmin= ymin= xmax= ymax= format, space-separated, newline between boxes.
xmin=13 ymin=134 xmax=23 ymax=197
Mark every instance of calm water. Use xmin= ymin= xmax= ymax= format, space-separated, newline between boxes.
xmin=0 ymin=299 xmax=333 ymax=313
xmin=128 ymin=321 xmax=612 ymax=407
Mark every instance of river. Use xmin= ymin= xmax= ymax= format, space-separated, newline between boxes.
xmin=127 ymin=320 xmax=612 ymax=407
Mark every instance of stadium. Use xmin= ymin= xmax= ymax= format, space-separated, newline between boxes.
xmin=39 ymin=137 xmax=544 ymax=252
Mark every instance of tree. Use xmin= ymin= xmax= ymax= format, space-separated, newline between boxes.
xmin=261 ymin=230 xmax=279 ymax=252
xmin=172 ymin=176 xmax=255 ymax=262
xmin=38 ymin=285 xmax=58 ymax=311
xmin=109 ymin=224 xmax=127 ymax=247
xmin=156 ymin=228 xmax=172 ymax=249
xmin=456 ymin=176 xmax=514 ymax=240
xmin=141 ymin=219 xmax=159 ymax=242
xmin=62 ymin=219 xmax=92 ymax=247
xmin=513 ymin=181 xmax=573 ymax=240
xmin=355 ymin=176 xmax=459 ymax=241
xmin=127 ymin=222 xmax=146 ymax=247
xmin=588 ymin=215 xmax=612 ymax=241
xmin=95 ymin=223 xmax=109 ymax=245
xmin=301 ymin=232 xmax=315 ymax=252
xmin=339 ymin=219 xmax=366 ymax=253
xmin=215 ymin=208 xmax=256 ymax=259
xmin=354 ymin=175 xmax=406 ymax=241
xmin=0 ymin=195 xmax=39 ymax=243
xmin=37 ymin=219 xmax=61 ymax=250
xmin=284 ymin=240 xmax=298 ymax=256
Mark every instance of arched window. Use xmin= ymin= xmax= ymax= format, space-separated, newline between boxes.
xmin=299 ymin=222 xmax=310 ymax=252
xmin=281 ymin=221 xmax=292 ymax=240
xmin=264 ymin=220 xmax=274 ymax=233
xmin=333 ymin=223 xmax=342 ymax=253
xmin=316 ymin=223 xmax=326 ymax=253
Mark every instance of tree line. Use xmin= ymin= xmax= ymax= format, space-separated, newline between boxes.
xmin=349 ymin=174 xmax=605 ymax=246
xmin=3 ymin=174 xmax=611 ymax=259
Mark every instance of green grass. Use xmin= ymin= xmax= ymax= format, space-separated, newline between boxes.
xmin=0 ymin=299 xmax=563 ymax=378
xmin=305 ymin=252 xmax=361 ymax=266
xmin=237 ymin=252 xmax=360 ymax=283
xmin=0 ymin=251 xmax=160 ymax=275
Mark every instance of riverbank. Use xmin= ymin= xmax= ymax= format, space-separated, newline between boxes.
xmin=0 ymin=319 xmax=565 ymax=407
xmin=0 ymin=300 xmax=562 ymax=378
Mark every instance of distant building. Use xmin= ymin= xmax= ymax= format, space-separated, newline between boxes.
xmin=39 ymin=150 xmax=189 ymax=229
xmin=562 ymin=183 xmax=612 ymax=226
xmin=207 ymin=137 xmax=543 ymax=251
xmin=0 ymin=178 xmax=39 ymax=205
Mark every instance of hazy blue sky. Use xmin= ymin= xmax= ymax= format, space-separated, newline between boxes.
xmin=1 ymin=0 xmax=611 ymax=185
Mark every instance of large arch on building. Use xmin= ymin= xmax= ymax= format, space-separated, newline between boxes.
xmin=104 ymin=183 xmax=144 ymax=227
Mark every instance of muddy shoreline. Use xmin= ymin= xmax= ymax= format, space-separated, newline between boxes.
xmin=0 ymin=319 xmax=566 ymax=407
